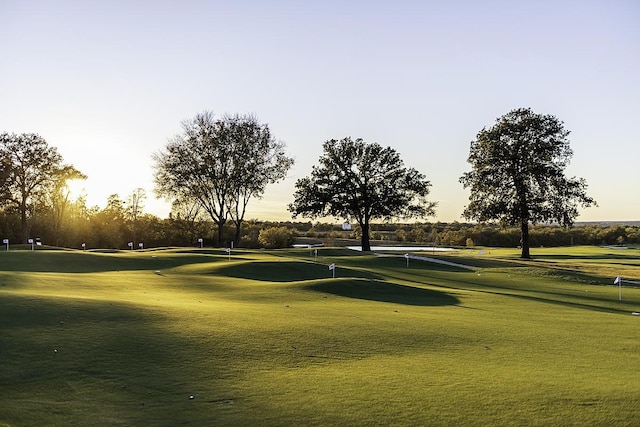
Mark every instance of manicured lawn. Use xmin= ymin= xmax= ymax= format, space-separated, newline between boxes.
xmin=1 ymin=246 xmax=639 ymax=426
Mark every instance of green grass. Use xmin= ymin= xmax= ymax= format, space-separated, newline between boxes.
xmin=1 ymin=246 xmax=639 ymax=426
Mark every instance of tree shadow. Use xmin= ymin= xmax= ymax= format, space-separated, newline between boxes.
xmin=0 ymin=294 xmax=232 ymax=425
xmin=0 ymin=250 xmax=226 ymax=273
xmin=473 ymin=286 xmax=637 ymax=315
xmin=418 ymin=274 xmax=638 ymax=315
xmin=347 ymin=254 xmax=475 ymax=273
xmin=217 ymin=260 xmax=459 ymax=307
xmin=529 ymin=253 xmax=640 ymax=267
xmin=218 ymin=261 xmax=380 ymax=282
xmin=304 ymin=278 xmax=460 ymax=306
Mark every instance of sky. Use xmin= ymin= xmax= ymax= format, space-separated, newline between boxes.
xmin=1 ymin=0 xmax=638 ymax=223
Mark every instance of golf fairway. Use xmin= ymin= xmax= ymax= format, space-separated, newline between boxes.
xmin=1 ymin=246 xmax=639 ymax=426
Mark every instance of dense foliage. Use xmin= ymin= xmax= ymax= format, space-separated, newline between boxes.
xmin=258 ymin=226 xmax=297 ymax=249
xmin=289 ymin=137 xmax=435 ymax=251
xmin=460 ymin=108 xmax=595 ymax=258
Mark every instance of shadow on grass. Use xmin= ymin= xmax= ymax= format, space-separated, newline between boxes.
xmin=504 ymin=290 xmax=638 ymax=314
xmin=0 ymin=294 xmax=232 ymax=426
xmin=421 ymin=274 xmax=638 ymax=315
xmin=529 ymin=254 xmax=640 ymax=268
xmin=304 ymin=278 xmax=460 ymax=306
xmin=217 ymin=260 xmax=458 ymax=306
xmin=218 ymin=261 xmax=380 ymax=282
xmin=371 ymin=255 xmax=477 ymax=273
xmin=407 ymin=254 xmax=533 ymax=270
xmin=0 ymin=250 xmax=226 ymax=273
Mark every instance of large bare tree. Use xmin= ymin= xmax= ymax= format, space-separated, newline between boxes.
xmin=153 ymin=112 xmax=293 ymax=247
xmin=224 ymin=114 xmax=293 ymax=246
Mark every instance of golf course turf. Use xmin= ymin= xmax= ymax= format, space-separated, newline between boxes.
xmin=1 ymin=246 xmax=639 ymax=426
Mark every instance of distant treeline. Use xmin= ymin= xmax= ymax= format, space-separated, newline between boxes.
xmin=304 ymin=222 xmax=640 ymax=248
xmin=372 ymin=222 xmax=640 ymax=247
xmin=1 ymin=196 xmax=638 ymax=249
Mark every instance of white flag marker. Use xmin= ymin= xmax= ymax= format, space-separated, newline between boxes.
xmin=614 ymin=276 xmax=622 ymax=301
xmin=328 ymin=263 xmax=336 ymax=278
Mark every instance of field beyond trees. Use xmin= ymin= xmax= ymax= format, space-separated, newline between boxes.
xmin=1 ymin=245 xmax=639 ymax=426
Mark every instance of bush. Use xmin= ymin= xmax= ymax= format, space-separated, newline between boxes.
xmin=258 ymin=226 xmax=296 ymax=249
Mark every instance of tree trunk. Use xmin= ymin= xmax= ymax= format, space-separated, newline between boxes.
xmin=361 ymin=220 xmax=371 ymax=252
xmin=233 ymin=220 xmax=242 ymax=248
xmin=216 ymin=219 xmax=226 ymax=247
xmin=21 ymin=201 xmax=28 ymax=243
xmin=520 ymin=220 xmax=530 ymax=259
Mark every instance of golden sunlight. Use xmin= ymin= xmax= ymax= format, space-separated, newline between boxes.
xmin=65 ymin=178 xmax=87 ymax=201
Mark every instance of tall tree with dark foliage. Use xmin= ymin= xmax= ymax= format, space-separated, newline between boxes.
xmin=460 ymin=108 xmax=596 ymax=258
xmin=289 ymin=137 xmax=435 ymax=251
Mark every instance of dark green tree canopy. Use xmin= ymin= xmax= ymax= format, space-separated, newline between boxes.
xmin=289 ymin=137 xmax=435 ymax=251
xmin=459 ymin=108 xmax=596 ymax=258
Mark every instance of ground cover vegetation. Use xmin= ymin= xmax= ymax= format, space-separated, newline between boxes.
xmin=0 ymin=246 xmax=638 ymax=426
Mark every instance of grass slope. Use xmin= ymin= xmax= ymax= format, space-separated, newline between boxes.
xmin=0 ymin=246 xmax=639 ymax=426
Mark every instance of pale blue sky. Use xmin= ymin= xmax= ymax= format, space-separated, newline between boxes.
xmin=1 ymin=0 xmax=638 ymax=222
